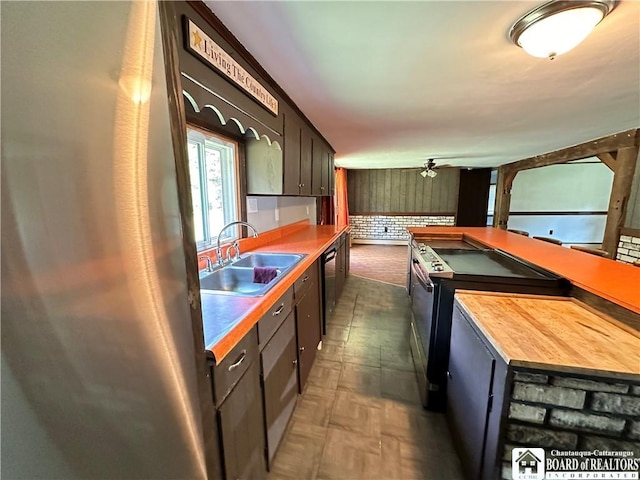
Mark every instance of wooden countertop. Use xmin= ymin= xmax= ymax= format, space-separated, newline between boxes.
xmin=408 ymin=227 xmax=640 ymax=314
xmin=455 ymin=291 xmax=640 ymax=380
xmin=201 ymin=222 xmax=348 ymax=363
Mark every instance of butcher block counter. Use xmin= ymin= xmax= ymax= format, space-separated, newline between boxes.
xmin=408 ymin=226 xmax=640 ymax=315
xmin=448 ymin=291 xmax=640 ymax=480
xmin=455 ymin=291 xmax=640 ymax=379
xmin=200 ymin=221 xmax=348 ymax=363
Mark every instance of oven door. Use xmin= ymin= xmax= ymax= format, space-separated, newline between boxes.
xmin=410 ymin=258 xmax=436 ymax=407
xmin=411 ymin=259 xmax=435 ymax=347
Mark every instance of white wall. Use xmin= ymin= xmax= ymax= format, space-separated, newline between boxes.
xmin=508 ymin=160 xmax=613 ymax=244
xmin=510 ymin=160 xmax=613 ymax=212
xmin=625 ymin=148 xmax=640 ymax=229
xmin=247 ymin=196 xmax=316 ymax=233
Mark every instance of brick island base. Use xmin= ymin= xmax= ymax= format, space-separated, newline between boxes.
xmin=501 ymin=370 xmax=640 ymax=479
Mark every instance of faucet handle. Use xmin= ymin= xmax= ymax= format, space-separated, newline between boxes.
xmin=226 ymin=242 xmax=241 ymax=262
xmin=198 ymin=255 xmax=213 ymax=272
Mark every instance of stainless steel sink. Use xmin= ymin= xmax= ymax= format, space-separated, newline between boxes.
xmin=199 ymin=252 xmax=305 ymax=296
xmin=200 ymin=266 xmax=278 ymax=296
xmin=233 ymin=252 xmax=305 ymax=269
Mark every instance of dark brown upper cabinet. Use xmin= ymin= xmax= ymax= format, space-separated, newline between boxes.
xmin=311 ymin=135 xmax=334 ymax=196
xmin=283 ymin=108 xmax=314 ymax=196
xmin=283 ymin=110 xmax=302 ymax=195
xmin=300 ymin=126 xmax=313 ymax=196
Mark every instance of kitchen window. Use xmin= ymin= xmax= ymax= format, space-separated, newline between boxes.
xmin=187 ymin=127 xmax=240 ymax=250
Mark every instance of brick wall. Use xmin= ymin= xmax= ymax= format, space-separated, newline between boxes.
xmin=349 ymin=215 xmax=455 ymax=241
xmin=501 ymin=371 xmax=640 ymax=480
xmin=617 ymin=234 xmax=640 ymax=264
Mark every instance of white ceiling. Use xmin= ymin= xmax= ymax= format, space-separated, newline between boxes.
xmin=206 ymin=1 xmax=640 ymax=169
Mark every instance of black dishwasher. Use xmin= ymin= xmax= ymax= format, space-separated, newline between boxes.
xmin=321 ymin=243 xmax=337 ymax=335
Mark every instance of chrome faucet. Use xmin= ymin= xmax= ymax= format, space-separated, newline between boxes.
xmin=216 ymin=221 xmax=259 ymax=266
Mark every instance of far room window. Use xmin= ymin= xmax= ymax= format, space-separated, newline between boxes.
xmin=187 ymin=127 xmax=240 ymax=250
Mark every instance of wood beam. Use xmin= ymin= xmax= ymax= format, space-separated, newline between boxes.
xmin=503 ymin=129 xmax=639 ymax=173
xmin=597 ymin=152 xmax=617 ymax=172
xmin=602 ymin=146 xmax=640 ymax=255
xmin=493 ymin=166 xmax=517 ymax=229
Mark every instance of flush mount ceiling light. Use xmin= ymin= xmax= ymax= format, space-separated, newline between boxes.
xmin=509 ymin=0 xmax=617 ymax=59
xmin=420 ymin=159 xmax=438 ymax=178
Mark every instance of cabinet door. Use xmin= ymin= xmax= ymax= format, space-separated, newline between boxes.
xmin=300 ymin=127 xmax=312 ymax=195
xmin=262 ymin=313 xmax=298 ymax=466
xmin=283 ymin=112 xmax=301 ymax=195
xmin=328 ymin=152 xmax=335 ymax=196
xmin=311 ymin=136 xmax=323 ymax=196
xmin=246 ymin=136 xmax=283 ymax=195
xmin=344 ymin=233 xmax=350 ymax=276
xmin=218 ymin=360 xmax=267 ymax=480
xmin=335 ymin=239 xmax=344 ymax=302
xmin=295 ymin=281 xmax=321 ymax=392
xmin=447 ymin=307 xmax=495 ymax=480
xmin=320 ymin=150 xmax=330 ymax=196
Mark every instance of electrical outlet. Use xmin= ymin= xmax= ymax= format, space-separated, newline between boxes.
xmin=306 ymin=206 xmax=310 ymax=215
xmin=247 ymin=198 xmax=258 ymax=214
xmin=275 ymin=208 xmax=279 ymax=222
xmin=549 ymin=229 xmax=553 ymax=235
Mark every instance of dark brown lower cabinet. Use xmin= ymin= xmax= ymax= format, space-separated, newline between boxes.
xmin=447 ymin=308 xmax=495 ymax=479
xmin=217 ymin=359 xmax=266 ymax=480
xmin=261 ymin=313 xmax=298 ymax=467
xmin=295 ymin=279 xmax=321 ymax=392
xmin=447 ymin=304 xmax=508 ymax=480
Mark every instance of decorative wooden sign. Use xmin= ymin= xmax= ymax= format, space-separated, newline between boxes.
xmin=185 ymin=17 xmax=278 ymax=115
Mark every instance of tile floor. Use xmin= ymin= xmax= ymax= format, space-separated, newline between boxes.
xmin=267 ymin=275 xmax=464 ymax=480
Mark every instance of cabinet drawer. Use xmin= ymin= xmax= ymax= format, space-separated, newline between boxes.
xmin=213 ymin=327 xmax=258 ymax=406
xmin=257 ymin=287 xmax=293 ymax=350
xmin=294 ymin=261 xmax=318 ymax=300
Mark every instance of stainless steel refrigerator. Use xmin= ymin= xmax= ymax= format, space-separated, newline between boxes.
xmin=2 ymin=2 xmax=213 ymax=478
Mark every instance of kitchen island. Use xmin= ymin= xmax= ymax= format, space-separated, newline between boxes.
xmin=450 ymin=291 xmax=640 ymax=480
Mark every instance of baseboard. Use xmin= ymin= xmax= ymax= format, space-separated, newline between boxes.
xmin=351 ymin=239 xmax=408 ymax=246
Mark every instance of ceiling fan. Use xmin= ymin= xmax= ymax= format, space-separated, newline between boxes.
xmin=418 ymin=154 xmax=479 ymax=178
xmin=419 ymin=158 xmax=448 ymax=178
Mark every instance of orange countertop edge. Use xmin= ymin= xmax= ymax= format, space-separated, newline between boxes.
xmin=204 ymin=221 xmax=349 ymax=363
xmin=408 ymin=227 xmax=640 ymax=315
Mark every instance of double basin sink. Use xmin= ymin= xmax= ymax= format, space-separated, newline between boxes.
xmin=199 ymin=252 xmax=306 ymax=296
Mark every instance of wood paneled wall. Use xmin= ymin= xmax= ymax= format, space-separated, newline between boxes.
xmin=347 ymin=168 xmax=459 ymax=214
